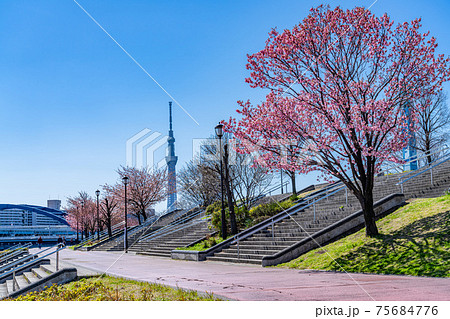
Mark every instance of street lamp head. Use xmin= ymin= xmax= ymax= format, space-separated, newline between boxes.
xmin=215 ymin=123 xmax=223 ymax=138
xmin=95 ymin=189 xmax=100 ymax=197
xmin=122 ymin=176 xmax=129 ymax=185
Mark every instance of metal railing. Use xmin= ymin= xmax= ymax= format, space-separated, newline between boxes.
xmin=0 ymin=243 xmax=30 ymax=259
xmin=397 ymin=151 xmax=450 ymax=193
xmin=123 ymin=215 xmax=158 ymax=239
xmin=124 ymin=203 xmax=199 ymax=239
xmin=381 ymin=145 xmax=449 ymax=175
xmin=137 ymin=209 xmax=206 ymax=243
xmin=0 ymin=244 xmax=65 ymax=293
xmin=0 ymin=243 xmax=32 ymax=265
xmin=137 ymin=217 xmax=207 ymax=247
xmin=227 ymin=147 xmax=450 ymax=256
xmin=104 ymin=204 xmax=202 ymax=249
xmin=242 ymin=181 xmax=290 ymax=208
xmin=264 ymin=181 xmax=290 ymax=197
xmin=231 ymin=185 xmax=346 ymax=248
xmin=0 ymin=243 xmax=63 ymax=275
xmin=74 ymin=221 xmax=125 ymax=248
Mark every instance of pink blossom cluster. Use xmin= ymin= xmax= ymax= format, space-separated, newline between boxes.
xmin=225 ymin=6 xmax=450 ymax=184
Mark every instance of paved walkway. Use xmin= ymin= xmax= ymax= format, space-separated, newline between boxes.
xmin=33 ymin=248 xmax=450 ymax=301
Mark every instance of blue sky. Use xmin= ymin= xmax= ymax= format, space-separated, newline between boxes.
xmin=0 ymin=0 xmax=449 ymax=209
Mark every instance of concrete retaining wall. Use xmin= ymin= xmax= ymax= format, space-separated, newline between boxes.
xmin=171 ymin=250 xmax=203 ymax=261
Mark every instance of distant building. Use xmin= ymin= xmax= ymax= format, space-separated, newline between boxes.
xmin=47 ymin=199 xmax=61 ymax=210
xmin=0 ymin=204 xmax=75 ymax=247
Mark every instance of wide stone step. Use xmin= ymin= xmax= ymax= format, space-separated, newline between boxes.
xmin=234 ymin=242 xmax=302 ymax=250
xmin=245 ymin=231 xmax=308 ymax=238
xmin=15 ymin=274 xmax=29 ymax=291
xmin=31 ymin=267 xmax=50 ymax=280
xmin=142 ymin=246 xmax=177 ymax=252
xmin=22 ymin=271 xmax=40 ymax=285
xmin=212 ymin=251 xmax=265 ymax=259
xmin=137 ymin=251 xmax=171 ymax=257
xmin=40 ymin=265 xmax=56 ymax=274
xmin=206 ymin=256 xmax=261 ymax=265
xmin=6 ymin=280 xmax=14 ymax=295
xmin=0 ymin=282 xmax=8 ymax=299
xmin=221 ymin=248 xmax=280 ymax=255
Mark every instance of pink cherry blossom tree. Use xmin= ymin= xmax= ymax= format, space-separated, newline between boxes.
xmin=226 ymin=6 xmax=450 ymax=236
xmin=65 ymin=191 xmax=96 ymax=240
xmin=99 ymin=185 xmax=122 ymax=237
xmin=108 ymin=166 xmax=167 ymax=225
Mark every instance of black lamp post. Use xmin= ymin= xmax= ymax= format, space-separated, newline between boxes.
xmin=122 ymin=176 xmax=129 ymax=252
xmin=81 ymin=201 xmax=85 ymax=240
xmin=95 ymin=189 xmax=100 ymax=241
xmin=215 ymin=123 xmax=227 ymax=239
xmin=76 ymin=205 xmax=79 ymax=241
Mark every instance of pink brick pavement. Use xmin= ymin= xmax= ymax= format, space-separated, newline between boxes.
xmin=34 ymin=248 xmax=450 ymax=301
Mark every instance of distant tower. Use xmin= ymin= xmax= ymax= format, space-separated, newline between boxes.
xmin=166 ymin=102 xmax=178 ymax=212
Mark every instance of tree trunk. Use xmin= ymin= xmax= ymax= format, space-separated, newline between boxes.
xmin=425 ymin=137 xmax=432 ymax=165
xmin=358 ymin=191 xmax=379 ymax=237
xmin=288 ymin=170 xmax=297 ymax=195
xmin=107 ymin=219 xmax=112 ymax=238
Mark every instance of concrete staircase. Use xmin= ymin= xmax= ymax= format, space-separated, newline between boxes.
xmin=0 ymin=249 xmax=77 ymax=299
xmin=92 ymin=225 xmax=141 ymax=252
xmin=129 ymin=216 xmax=213 ymax=257
xmin=206 ymin=159 xmax=450 ymax=265
xmin=93 ymin=208 xmax=208 ymax=253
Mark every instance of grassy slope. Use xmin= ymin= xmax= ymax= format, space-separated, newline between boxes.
xmin=277 ymin=195 xmax=450 ymax=277
xmin=8 ymin=275 xmax=222 ymax=301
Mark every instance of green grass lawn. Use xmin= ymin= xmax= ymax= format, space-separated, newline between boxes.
xmin=277 ymin=195 xmax=450 ymax=277
xmin=8 ymin=275 xmax=222 ymax=301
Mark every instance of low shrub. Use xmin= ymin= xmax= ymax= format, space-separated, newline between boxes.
xmin=205 ymin=197 xmax=298 ymax=236
xmin=9 ymin=276 xmax=221 ymax=301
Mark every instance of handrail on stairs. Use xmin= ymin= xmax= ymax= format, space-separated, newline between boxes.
xmin=0 ymin=243 xmax=32 ymax=262
xmin=397 ymin=151 xmax=450 ymax=193
xmin=106 ymin=203 xmax=203 ymax=248
xmin=0 ymin=244 xmax=66 ymax=293
xmin=0 ymin=243 xmax=24 ymax=258
xmin=381 ymin=145 xmax=449 ymax=174
xmin=227 ymin=146 xmax=450 ymax=255
xmin=137 ymin=209 xmax=206 ymax=243
xmin=74 ymin=220 xmax=125 ymax=248
xmin=231 ymin=185 xmax=347 ymax=248
xmin=125 ymin=202 xmax=200 ymax=239
xmin=264 ymin=180 xmax=290 ymax=197
xmin=0 ymin=243 xmax=65 ymax=276
xmin=136 ymin=218 xmax=207 ymax=248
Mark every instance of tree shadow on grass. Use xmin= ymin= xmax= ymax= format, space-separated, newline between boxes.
xmin=330 ymin=211 xmax=450 ymax=277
